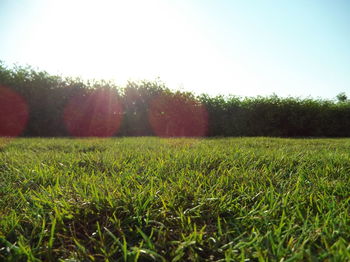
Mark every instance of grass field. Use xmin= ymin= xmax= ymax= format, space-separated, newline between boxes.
xmin=0 ymin=137 xmax=349 ymax=261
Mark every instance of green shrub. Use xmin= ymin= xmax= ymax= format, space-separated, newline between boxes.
xmin=1 ymin=62 xmax=350 ymax=137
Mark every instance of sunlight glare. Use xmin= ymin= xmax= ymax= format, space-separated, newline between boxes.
xmin=20 ymin=0 xmax=243 ymax=95
xmin=0 ymin=86 xmax=29 ymax=137
xmin=63 ymin=88 xmax=123 ymax=137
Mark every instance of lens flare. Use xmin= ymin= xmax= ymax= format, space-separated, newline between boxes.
xmin=0 ymin=86 xmax=29 ymax=137
xmin=63 ymin=89 xmax=123 ymax=137
xmin=149 ymin=93 xmax=208 ymax=137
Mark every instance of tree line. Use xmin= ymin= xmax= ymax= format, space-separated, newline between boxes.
xmin=1 ymin=62 xmax=349 ymax=137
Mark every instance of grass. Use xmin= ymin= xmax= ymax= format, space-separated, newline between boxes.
xmin=0 ymin=137 xmax=349 ymax=261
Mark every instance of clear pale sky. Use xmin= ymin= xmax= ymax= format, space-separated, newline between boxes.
xmin=1 ymin=0 xmax=349 ymax=98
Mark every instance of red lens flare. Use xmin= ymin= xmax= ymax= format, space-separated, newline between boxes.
xmin=63 ymin=89 xmax=123 ymax=137
xmin=149 ymin=93 xmax=208 ymax=137
xmin=0 ymin=86 xmax=29 ymax=137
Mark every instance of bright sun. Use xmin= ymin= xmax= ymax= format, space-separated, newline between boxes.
xmin=28 ymin=0 xmax=171 ymax=78
xmin=19 ymin=0 xmax=236 ymax=95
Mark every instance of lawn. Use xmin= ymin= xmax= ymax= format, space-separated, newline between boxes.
xmin=0 ymin=137 xmax=349 ymax=261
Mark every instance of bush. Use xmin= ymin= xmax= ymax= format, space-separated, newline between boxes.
xmin=1 ymin=62 xmax=350 ymax=137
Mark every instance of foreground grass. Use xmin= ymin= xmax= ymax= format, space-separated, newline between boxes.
xmin=0 ymin=137 xmax=349 ymax=261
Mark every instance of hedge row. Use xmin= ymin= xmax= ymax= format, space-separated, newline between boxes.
xmin=1 ymin=62 xmax=349 ymax=137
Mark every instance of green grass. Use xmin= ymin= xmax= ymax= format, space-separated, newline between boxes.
xmin=0 ymin=137 xmax=349 ymax=261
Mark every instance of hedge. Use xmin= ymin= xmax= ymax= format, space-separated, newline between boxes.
xmin=1 ymin=62 xmax=349 ymax=137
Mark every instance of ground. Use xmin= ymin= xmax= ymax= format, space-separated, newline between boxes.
xmin=0 ymin=137 xmax=349 ymax=261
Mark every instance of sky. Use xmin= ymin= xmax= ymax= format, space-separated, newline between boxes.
xmin=1 ymin=0 xmax=349 ymax=99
